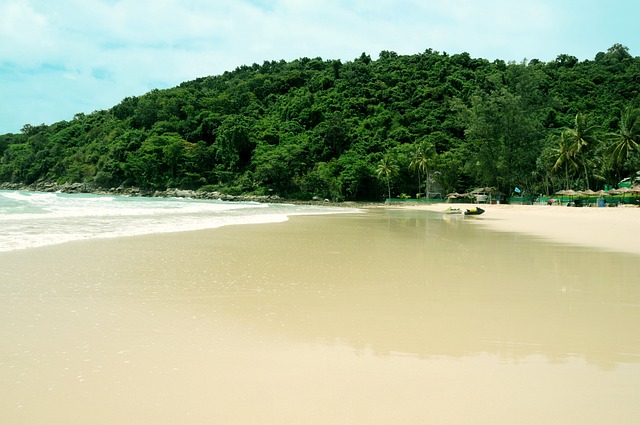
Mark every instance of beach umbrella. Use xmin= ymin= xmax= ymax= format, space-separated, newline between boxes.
xmin=630 ymin=186 xmax=640 ymax=204
xmin=578 ymin=189 xmax=599 ymax=204
xmin=555 ymin=189 xmax=578 ymax=196
xmin=555 ymin=189 xmax=578 ymax=200
xmin=446 ymin=193 xmax=458 ymax=202
xmin=586 ymin=189 xmax=608 ymax=206
xmin=614 ymin=187 xmax=632 ymax=195
xmin=607 ymin=187 xmax=629 ymax=201
xmin=554 ymin=189 xmax=578 ymax=205
xmin=446 ymin=192 xmax=466 ymax=203
xmin=613 ymin=186 xmax=633 ymax=203
xmin=606 ymin=188 xmax=624 ymax=204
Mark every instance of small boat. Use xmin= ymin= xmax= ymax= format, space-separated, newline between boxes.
xmin=442 ymin=207 xmax=462 ymax=215
xmin=464 ymin=207 xmax=485 ymax=215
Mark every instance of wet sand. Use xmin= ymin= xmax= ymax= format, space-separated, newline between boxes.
xmin=407 ymin=202 xmax=640 ymax=255
xmin=1 ymin=208 xmax=640 ymax=424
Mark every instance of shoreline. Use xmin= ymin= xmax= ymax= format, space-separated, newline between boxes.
xmin=2 ymin=182 xmax=639 ymax=256
xmin=394 ymin=202 xmax=640 ymax=256
xmin=0 ymin=182 xmax=380 ymax=207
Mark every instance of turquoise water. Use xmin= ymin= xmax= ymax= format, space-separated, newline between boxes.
xmin=0 ymin=190 xmax=353 ymax=252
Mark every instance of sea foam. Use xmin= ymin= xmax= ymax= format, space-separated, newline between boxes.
xmin=0 ymin=191 xmax=353 ymax=252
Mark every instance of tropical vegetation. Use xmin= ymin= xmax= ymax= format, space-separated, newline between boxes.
xmin=1 ymin=44 xmax=639 ymax=201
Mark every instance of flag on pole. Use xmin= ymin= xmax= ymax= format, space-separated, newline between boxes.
xmin=514 ymin=187 xmax=521 ymax=194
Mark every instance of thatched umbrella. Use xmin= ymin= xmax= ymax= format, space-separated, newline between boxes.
xmin=445 ymin=192 xmax=463 ymax=203
xmin=578 ymin=189 xmax=599 ymax=204
xmin=555 ymin=189 xmax=578 ymax=196
xmin=610 ymin=186 xmax=633 ymax=203
xmin=580 ymin=189 xmax=607 ymax=206
xmin=579 ymin=189 xmax=598 ymax=196
xmin=629 ymin=185 xmax=640 ymax=204
xmin=554 ymin=189 xmax=578 ymax=205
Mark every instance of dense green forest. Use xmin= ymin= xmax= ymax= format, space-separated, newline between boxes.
xmin=1 ymin=43 xmax=639 ymax=201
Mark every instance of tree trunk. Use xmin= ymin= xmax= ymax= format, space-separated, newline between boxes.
xmin=425 ymin=169 xmax=430 ymax=199
xmin=581 ymin=154 xmax=590 ymax=188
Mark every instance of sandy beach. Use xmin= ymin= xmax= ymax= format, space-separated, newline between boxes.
xmin=401 ymin=202 xmax=640 ymax=256
xmin=2 ymin=206 xmax=639 ymax=424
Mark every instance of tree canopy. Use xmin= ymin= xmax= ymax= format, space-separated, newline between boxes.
xmin=2 ymin=44 xmax=640 ymax=201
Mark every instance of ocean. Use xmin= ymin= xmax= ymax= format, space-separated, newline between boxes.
xmin=0 ymin=190 xmax=354 ymax=252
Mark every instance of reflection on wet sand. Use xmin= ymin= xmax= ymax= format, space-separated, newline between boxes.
xmin=178 ymin=210 xmax=639 ymax=368
xmin=1 ymin=209 xmax=639 ymax=424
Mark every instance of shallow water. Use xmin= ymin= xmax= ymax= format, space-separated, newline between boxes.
xmin=1 ymin=208 xmax=639 ymax=424
xmin=0 ymin=190 xmax=352 ymax=252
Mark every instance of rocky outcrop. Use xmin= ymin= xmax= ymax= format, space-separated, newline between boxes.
xmin=153 ymin=188 xmax=282 ymax=202
xmin=0 ymin=181 xmax=282 ymax=203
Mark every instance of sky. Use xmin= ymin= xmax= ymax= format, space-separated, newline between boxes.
xmin=1 ymin=0 xmax=638 ymax=134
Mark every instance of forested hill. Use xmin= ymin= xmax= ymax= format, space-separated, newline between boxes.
xmin=1 ymin=43 xmax=639 ymax=201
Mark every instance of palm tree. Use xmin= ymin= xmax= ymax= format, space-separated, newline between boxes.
xmin=376 ymin=155 xmax=399 ymax=200
xmin=551 ymin=132 xmax=580 ymax=189
xmin=608 ymin=107 xmax=640 ymax=176
xmin=409 ymin=147 xmax=422 ymax=197
xmin=562 ymin=113 xmax=601 ymax=188
xmin=409 ymin=146 xmax=427 ymax=197
xmin=409 ymin=142 xmax=435 ymax=199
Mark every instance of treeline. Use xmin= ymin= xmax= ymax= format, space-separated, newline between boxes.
xmin=1 ymin=43 xmax=639 ymax=201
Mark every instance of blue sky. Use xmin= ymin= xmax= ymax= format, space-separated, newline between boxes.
xmin=1 ymin=0 xmax=638 ymax=134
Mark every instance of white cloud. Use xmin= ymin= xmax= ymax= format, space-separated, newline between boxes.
xmin=0 ymin=0 xmax=54 ymax=64
xmin=0 ymin=0 xmax=637 ymax=133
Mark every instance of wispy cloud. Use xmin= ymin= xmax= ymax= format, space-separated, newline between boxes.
xmin=0 ymin=0 xmax=636 ymax=133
